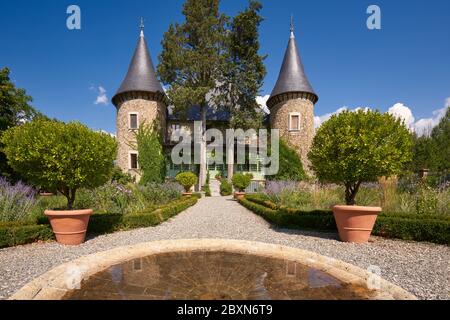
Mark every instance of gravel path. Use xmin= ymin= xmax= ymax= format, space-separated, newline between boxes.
xmin=1 ymin=196 xmax=449 ymax=300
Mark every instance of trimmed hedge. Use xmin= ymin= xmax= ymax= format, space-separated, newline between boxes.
xmin=0 ymin=196 xmax=198 ymax=249
xmin=239 ymin=196 xmax=450 ymax=245
xmin=88 ymin=196 xmax=198 ymax=234
xmin=0 ymin=222 xmax=54 ymax=249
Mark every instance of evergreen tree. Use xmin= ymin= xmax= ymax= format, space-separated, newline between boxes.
xmin=431 ymin=107 xmax=449 ymax=172
xmin=0 ymin=68 xmax=42 ymax=180
xmin=218 ymin=0 xmax=267 ymax=130
xmin=136 ymin=124 xmax=166 ymax=184
xmin=157 ymin=0 xmax=228 ymax=187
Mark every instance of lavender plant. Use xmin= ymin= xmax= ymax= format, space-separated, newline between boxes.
xmin=0 ymin=178 xmax=37 ymax=222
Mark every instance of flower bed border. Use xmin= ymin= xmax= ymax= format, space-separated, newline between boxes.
xmin=239 ymin=195 xmax=450 ymax=245
xmin=0 ymin=195 xmax=199 ymax=249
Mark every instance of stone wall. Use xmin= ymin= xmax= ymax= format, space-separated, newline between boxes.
xmin=270 ymin=97 xmax=315 ymax=173
xmin=116 ymin=97 xmax=166 ymax=180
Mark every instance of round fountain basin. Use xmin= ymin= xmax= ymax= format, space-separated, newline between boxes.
xmin=10 ymin=239 xmax=416 ymax=300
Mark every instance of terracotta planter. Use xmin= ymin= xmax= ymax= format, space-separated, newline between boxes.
xmin=234 ymin=192 xmax=245 ymax=200
xmin=45 ymin=209 xmax=93 ymax=246
xmin=182 ymin=192 xmax=193 ymax=197
xmin=333 ymin=205 xmax=382 ymax=243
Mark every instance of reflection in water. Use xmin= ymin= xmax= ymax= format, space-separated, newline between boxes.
xmin=64 ymin=251 xmax=377 ymax=300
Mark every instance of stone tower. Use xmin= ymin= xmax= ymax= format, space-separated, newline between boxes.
xmin=112 ymin=23 xmax=167 ymax=181
xmin=267 ymin=22 xmax=318 ymax=173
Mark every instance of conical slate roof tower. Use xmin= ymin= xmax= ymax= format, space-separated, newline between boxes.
xmin=267 ymin=23 xmax=318 ymax=108
xmin=268 ymin=20 xmax=318 ymax=173
xmin=113 ymin=21 xmax=167 ymax=181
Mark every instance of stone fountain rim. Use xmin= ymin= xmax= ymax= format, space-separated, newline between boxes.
xmin=10 ymin=239 xmax=417 ymax=300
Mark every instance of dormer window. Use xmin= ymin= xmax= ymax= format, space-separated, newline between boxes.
xmin=129 ymin=113 xmax=138 ymax=130
xmin=289 ymin=113 xmax=300 ymax=131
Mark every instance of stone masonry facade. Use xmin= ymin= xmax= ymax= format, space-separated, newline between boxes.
xmin=116 ymin=94 xmax=166 ymax=180
xmin=270 ymin=96 xmax=315 ymax=173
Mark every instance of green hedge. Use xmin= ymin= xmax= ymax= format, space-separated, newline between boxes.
xmin=0 ymin=222 xmax=54 ymax=249
xmin=0 ymin=196 xmax=198 ymax=249
xmin=88 ymin=196 xmax=198 ymax=234
xmin=239 ymin=197 xmax=450 ymax=245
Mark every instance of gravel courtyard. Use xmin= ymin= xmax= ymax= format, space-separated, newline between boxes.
xmin=1 ymin=196 xmax=449 ymax=300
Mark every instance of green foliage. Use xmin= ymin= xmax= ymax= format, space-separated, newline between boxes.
xmin=218 ymin=0 xmax=267 ymax=130
xmin=220 ymin=179 xmax=233 ymax=196
xmin=267 ymin=139 xmax=306 ymax=182
xmin=309 ymin=110 xmax=413 ymax=205
xmin=232 ymin=173 xmax=253 ymax=192
xmin=1 ymin=119 xmax=117 ymax=209
xmin=202 ymin=183 xmax=212 ymax=197
xmin=0 ymin=222 xmax=54 ymax=248
xmin=134 ymin=182 xmax=183 ymax=206
xmin=175 ymin=172 xmax=198 ymax=192
xmin=410 ymin=107 xmax=449 ymax=173
xmin=87 ymin=196 xmax=198 ymax=235
xmin=110 ymin=166 xmax=135 ymax=185
xmin=136 ymin=124 xmax=166 ymax=184
xmin=158 ymin=0 xmax=227 ymax=119
xmin=0 ymin=67 xmax=44 ymax=181
xmin=241 ymin=195 xmax=450 ymax=245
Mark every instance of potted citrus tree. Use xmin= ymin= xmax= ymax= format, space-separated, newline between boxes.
xmin=176 ymin=172 xmax=198 ymax=196
xmin=1 ymin=120 xmax=117 ymax=245
xmin=232 ymin=173 xmax=253 ymax=200
xmin=308 ymin=110 xmax=412 ymax=243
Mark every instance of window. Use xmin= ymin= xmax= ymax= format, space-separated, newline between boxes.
xmin=130 ymin=153 xmax=138 ymax=170
xmin=129 ymin=113 xmax=138 ymax=130
xmin=289 ymin=113 xmax=300 ymax=131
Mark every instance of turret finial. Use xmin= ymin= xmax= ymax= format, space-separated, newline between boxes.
xmin=290 ymin=15 xmax=295 ymax=39
xmin=140 ymin=17 xmax=145 ymax=37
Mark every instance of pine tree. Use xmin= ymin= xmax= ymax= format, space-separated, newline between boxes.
xmin=157 ymin=0 xmax=228 ymax=187
xmin=218 ymin=0 xmax=267 ymax=130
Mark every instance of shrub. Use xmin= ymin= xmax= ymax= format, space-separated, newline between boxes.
xmin=203 ymin=184 xmax=211 ymax=197
xmin=74 ymin=182 xmax=134 ymax=214
xmin=0 ymin=222 xmax=54 ymax=248
xmin=240 ymin=195 xmax=450 ymax=244
xmin=176 ymin=172 xmax=198 ymax=192
xmin=220 ymin=180 xmax=233 ymax=196
xmin=136 ymin=124 xmax=166 ymax=184
xmin=135 ymin=182 xmax=183 ymax=206
xmin=1 ymin=120 xmax=117 ymax=209
xmin=267 ymin=139 xmax=306 ymax=181
xmin=232 ymin=173 xmax=253 ymax=192
xmin=110 ymin=166 xmax=135 ymax=185
xmin=309 ymin=110 xmax=413 ymax=205
xmin=0 ymin=178 xmax=37 ymax=222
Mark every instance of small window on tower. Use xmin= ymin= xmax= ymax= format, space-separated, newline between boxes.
xmin=130 ymin=153 xmax=138 ymax=170
xmin=129 ymin=114 xmax=138 ymax=130
xmin=290 ymin=114 xmax=300 ymax=131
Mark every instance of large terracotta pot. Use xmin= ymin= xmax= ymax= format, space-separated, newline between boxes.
xmin=45 ymin=209 xmax=93 ymax=246
xmin=234 ymin=192 xmax=245 ymax=200
xmin=182 ymin=192 xmax=193 ymax=197
xmin=333 ymin=205 xmax=382 ymax=243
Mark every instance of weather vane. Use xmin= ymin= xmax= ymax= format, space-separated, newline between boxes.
xmin=290 ymin=15 xmax=295 ymax=38
xmin=140 ymin=17 xmax=145 ymax=36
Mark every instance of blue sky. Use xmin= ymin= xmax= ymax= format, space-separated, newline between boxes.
xmin=0 ymin=0 xmax=449 ymax=134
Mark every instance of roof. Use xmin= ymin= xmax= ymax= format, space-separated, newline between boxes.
xmin=168 ymin=105 xmax=231 ymax=122
xmin=267 ymin=29 xmax=318 ymax=107
xmin=112 ymin=31 xmax=165 ymax=105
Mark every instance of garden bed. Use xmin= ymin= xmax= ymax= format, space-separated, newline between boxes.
xmin=0 ymin=195 xmax=199 ymax=249
xmin=239 ymin=194 xmax=450 ymax=245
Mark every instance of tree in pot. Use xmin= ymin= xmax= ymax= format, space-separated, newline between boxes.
xmin=232 ymin=173 xmax=253 ymax=200
xmin=1 ymin=120 xmax=117 ymax=245
xmin=308 ymin=110 xmax=412 ymax=243
xmin=176 ymin=172 xmax=198 ymax=196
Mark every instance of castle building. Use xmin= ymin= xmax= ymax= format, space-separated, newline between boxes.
xmin=112 ymin=22 xmax=318 ymax=184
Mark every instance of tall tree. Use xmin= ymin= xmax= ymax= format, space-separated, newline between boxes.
xmin=0 ymin=68 xmax=42 ymax=180
xmin=158 ymin=0 xmax=228 ymax=187
xmin=218 ymin=0 xmax=267 ymax=130
xmin=430 ymin=107 xmax=449 ymax=172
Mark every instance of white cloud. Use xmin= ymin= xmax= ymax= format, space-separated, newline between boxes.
xmin=92 ymin=86 xmax=108 ymax=105
xmin=315 ymin=99 xmax=449 ymax=137
xmin=413 ymin=107 xmax=447 ymax=136
xmin=256 ymin=95 xmax=270 ymax=114
xmin=388 ymin=103 xmax=415 ymax=129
